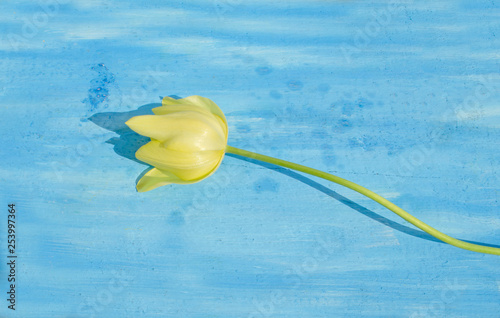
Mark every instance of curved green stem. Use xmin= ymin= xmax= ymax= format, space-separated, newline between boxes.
xmin=225 ymin=145 xmax=500 ymax=256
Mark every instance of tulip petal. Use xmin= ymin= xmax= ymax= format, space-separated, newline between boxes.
xmin=161 ymin=95 xmax=227 ymax=133
xmin=153 ymin=104 xmax=228 ymax=139
xmin=125 ymin=112 xmax=226 ymax=151
xmin=136 ymin=168 xmax=177 ymax=192
xmin=137 ymin=165 xmax=217 ymax=192
xmin=152 ymin=104 xmax=212 ymax=116
xmin=135 ymin=141 xmax=224 ymax=181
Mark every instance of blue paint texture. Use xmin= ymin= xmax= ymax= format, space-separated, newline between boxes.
xmin=83 ymin=63 xmax=115 ymax=112
xmin=0 ymin=1 xmax=499 ymax=317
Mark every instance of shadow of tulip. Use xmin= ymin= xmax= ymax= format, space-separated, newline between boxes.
xmin=89 ymin=102 xmax=162 ymax=162
xmin=227 ymin=153 xmax=500 ymax=249
xmin=88 ymin=102 xmax=165 ymax=184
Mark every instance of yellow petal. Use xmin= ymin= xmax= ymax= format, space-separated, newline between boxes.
xmin=135 ymin=141 xmax=224 ymax=181
xmin=152 ymin=104 xmax=212 ymax=116
xmin=161 ymin=95 xmax=227 ymax=133
xmin=125 ymin=112 xmax=226 ymax=151
xmin=137 ymin=166 xmax=215 ymax=192
xmin=136 ymin=168 xmax=177 ymax=192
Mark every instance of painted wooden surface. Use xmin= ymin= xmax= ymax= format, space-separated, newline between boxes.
xmin=1 ymin=1 xmax=499 ymax=317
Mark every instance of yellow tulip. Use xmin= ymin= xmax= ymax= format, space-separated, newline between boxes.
xmin=121 ymin=94 xmax=500 ymax=255
xmin=125 ymin=95 xmax=228 ymax=192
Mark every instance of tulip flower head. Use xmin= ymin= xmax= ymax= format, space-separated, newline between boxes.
xmin=125 ymin=95 xmax=228 ymax=192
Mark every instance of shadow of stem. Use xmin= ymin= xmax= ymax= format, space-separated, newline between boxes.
xmin=227 ymin=153 xmax=500 ymax=249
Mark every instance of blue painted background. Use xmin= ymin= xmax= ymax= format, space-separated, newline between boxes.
xmin=1 ymin=1 xmax=499 ymax=317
